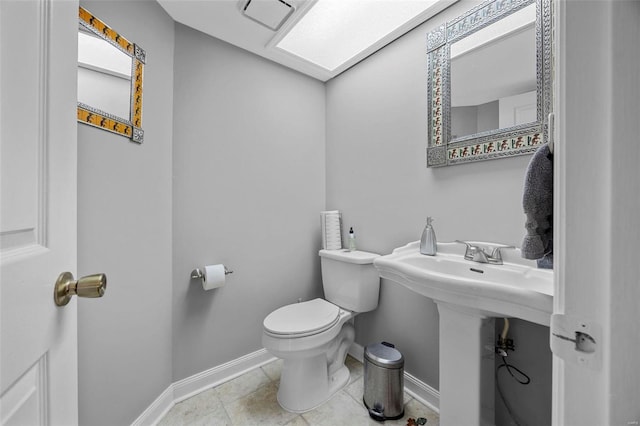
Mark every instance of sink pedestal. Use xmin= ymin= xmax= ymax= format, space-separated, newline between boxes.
xmin=437 ymin=302 xmax=496 ymax=426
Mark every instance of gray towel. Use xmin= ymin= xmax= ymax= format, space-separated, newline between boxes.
xmin=521 ymin=143 xmax=553 ymax=267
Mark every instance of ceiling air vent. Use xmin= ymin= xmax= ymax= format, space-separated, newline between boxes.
xmin=242 ymin=0 xmax=295 ymax=31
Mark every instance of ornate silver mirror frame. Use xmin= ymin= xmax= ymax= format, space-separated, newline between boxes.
xmin=426 ymin=0 xmax=551 ymax=167
xmin=77 ymin=7 xmax=145 ymax=143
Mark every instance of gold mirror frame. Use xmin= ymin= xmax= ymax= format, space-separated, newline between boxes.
xmin=77 ymin=7 xmax=145 ymax=143
xmin=426 ymin=0 xmax=552 ymax=167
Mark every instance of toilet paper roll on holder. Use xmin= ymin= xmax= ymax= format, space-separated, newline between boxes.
xmin=190 ymin=266 xmax=233 ymax=280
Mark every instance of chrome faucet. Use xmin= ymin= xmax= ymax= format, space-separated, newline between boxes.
xmin=455 ymin=241 xmax=514 ymax=265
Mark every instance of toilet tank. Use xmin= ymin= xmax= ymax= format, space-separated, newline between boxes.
xmin=319 ymin=249 xmax=380 ymax=312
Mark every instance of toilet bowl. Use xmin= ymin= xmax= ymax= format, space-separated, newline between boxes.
xmin=263 ymin=298 xmax=355 ymax=412
xmin=262 ymin=249 xmax=380 ymax=413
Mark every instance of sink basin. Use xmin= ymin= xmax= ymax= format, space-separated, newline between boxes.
xmin=374 ymin=241 xmax=553 ymax=326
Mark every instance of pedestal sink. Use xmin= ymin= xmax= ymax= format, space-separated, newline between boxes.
xmin=374 ymin=241 xmax=553 ymax=426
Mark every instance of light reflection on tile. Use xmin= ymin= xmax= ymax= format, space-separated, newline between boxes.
xmin=159 ymin=357 xmax=438 ymax=426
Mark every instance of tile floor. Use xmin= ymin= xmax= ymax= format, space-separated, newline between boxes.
xmin=158 ymin=356 xmax=439 ymax=426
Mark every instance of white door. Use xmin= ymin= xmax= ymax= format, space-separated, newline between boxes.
xmin=552 ymin=1 xmax=640 ymax=424
xmin=1 ymin=0 xmax=82 ymax=424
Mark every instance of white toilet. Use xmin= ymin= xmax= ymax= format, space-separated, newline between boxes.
xmin=262 ymin=249 xmax=380 ymax=413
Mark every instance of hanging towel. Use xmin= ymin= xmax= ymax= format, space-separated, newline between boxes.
xmin=521 ymin=143 xmax=553 ymax=268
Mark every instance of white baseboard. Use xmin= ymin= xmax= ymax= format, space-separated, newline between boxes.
xmin=404 ymin=371 xmax=440 ymax=413
xmin=172 ymin=348 xmax=276 ymax=403
xmin=349 ymin=342 xmax=439 ymax=413
xmin=130 ymin=385 xmax=174 ymax=426
xmin=130 ymin=348 xmax=276 ymax=426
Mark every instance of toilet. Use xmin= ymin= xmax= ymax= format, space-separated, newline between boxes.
xmin=262 ymin=249 xmax=380 ymax=413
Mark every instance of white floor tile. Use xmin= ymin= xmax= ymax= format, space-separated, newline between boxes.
xmin=223 ymin=381 xmax=298 ymax=425
xmin=302 ymin=391 xmax=371 ymax=426
xmin=213 ymin=367 xmax=272 ymax=404
xmin=261 ymin=358 xmax=283 ymax=382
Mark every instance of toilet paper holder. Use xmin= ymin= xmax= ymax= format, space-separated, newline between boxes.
xmin=190 ymin=266 xmax=233 ymax=280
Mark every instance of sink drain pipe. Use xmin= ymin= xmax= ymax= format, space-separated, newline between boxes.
xmin=496 ymin=318 xmax=531 ymax=426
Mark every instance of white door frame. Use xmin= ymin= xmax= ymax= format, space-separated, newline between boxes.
xmin=552 ymin=0 xmax=640 ymax=424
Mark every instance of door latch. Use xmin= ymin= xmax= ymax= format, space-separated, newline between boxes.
xmin=552 ymin=331 xmax=596 ymax=353
xmin=550 ymin=314 xmax=601 ymax=370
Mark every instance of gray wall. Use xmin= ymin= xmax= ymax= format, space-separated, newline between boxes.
xmin=325 ymin=1 xmax=550 ymax=423
xmin=77 ymin=1 xmax=174 ymax=425
xmin=171 ymin=23 xmax=326 ymax=381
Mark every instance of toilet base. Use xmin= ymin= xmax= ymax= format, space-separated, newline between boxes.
xmin=273 ymin=322 xmax=355 ymax=413
xmin=277 ymin=359 xmax=351 ymax=413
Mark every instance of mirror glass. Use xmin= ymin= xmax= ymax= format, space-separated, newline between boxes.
xmin=76 ymin=7 xmax=145 ymax=143
xmin=450 ymin=4 xmax=536 ymax=139
xmin=78 ymin=28 xmax=132 ymax=119
xmin=426 ymin=0 xmax=552 ymax=167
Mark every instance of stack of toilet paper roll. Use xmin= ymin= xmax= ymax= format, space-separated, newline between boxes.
xmin=321 ymin=210 xmax=342 ymax=250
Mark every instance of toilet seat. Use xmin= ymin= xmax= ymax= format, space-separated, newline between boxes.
xmin=264 ymin=298 xmax=341 ymax=338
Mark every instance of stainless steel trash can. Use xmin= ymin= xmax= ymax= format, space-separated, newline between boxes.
xmin=363 ymin=342 xmax=404 ymax=421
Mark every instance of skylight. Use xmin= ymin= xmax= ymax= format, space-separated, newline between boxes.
xmin=275 ymin=0 xmax=440 ymax=72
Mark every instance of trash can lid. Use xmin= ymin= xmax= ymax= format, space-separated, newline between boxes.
xmin=365 ymin=342 xmax=404 ymax=368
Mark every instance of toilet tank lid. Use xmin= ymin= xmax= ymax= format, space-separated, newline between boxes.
xmin=319 ymin=249 xmax=380 ymax=264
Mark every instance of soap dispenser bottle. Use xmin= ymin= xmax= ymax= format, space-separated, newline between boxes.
xmin=420 ymin=217 xmax=437 ymax=255
xmin=348 ymin=227 xmax=357 ymax=251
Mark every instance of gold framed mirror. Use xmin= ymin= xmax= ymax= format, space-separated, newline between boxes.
xmin=426 ymin=0 xmax=552 ymax=167
xmin=77 ymin=7 xmax=145 ymax=143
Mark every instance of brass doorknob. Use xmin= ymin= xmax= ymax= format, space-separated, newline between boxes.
xmin=54 ymin=272 xmax=107 ymax=306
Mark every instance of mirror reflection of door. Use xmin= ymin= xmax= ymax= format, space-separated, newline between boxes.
xmin=77 ymin=27 xmax=132 ymax=120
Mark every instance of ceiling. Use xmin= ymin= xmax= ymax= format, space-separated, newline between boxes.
xmin=157 ymin=0 xmax=456 ymax=82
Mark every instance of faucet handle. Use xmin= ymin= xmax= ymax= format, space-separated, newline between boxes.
xmin=455 ymin=240 xmax=483 ymax=261
xmin=490 ymin=244 xmax=515 ymax=261
xmin=455 ymin=240 xmax=472 ymax=249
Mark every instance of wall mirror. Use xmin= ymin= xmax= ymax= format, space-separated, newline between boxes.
xmin=77 ymin=7 xmax=145 ymax=143
xmin=426 ymin=0 xmax=551 ymax=167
